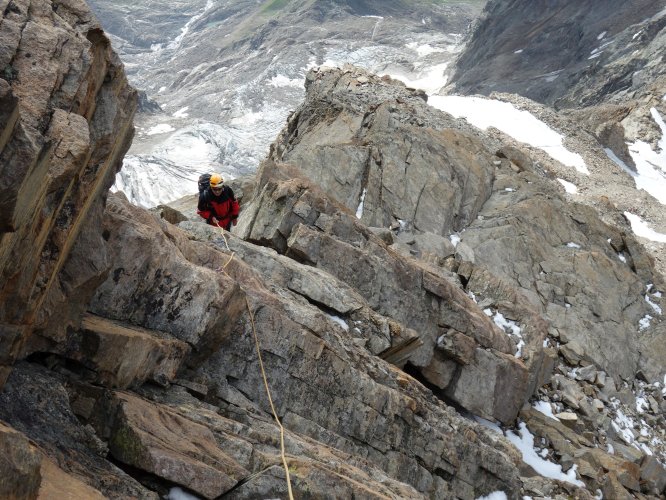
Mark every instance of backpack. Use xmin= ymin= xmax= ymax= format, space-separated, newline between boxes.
xmin=198 ymin=173 xmax=211 ymax=194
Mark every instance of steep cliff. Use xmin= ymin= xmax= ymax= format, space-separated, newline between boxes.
xmin=0 ymin=0 xmax=136 ymax=387
xmin=1 ymin=2 xmax=665 ymax=499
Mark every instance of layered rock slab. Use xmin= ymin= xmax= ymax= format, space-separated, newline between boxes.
xmin=237 ymin=159 xmax=537 ymax=425
xmin=0 ymin=363 xmax=157 ymax=499
xmin=86 ymin=193 xmax=527 ymax=498
xmin=0 ymin=0 xmax=137 ymax=386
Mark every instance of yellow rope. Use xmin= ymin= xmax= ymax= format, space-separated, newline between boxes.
xmin=216 ymin=226 xmax=295 ymax=499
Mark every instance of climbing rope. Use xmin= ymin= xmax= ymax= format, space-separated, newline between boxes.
xmin=216 ymin=227 xmax=295 ymax=500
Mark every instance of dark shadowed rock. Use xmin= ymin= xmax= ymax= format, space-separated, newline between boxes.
xmin=0 ymin=363 xmax=157 ymax=499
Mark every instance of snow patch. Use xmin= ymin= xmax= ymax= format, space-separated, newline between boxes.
xmin=597 ymin=31 xmax=607 ymax=40
xmin=474 ymin=416 xmax=502 ymax=434
xmin=476 ymin=492 xmax=507 ymax=500
xmin=328 ymin=314 xmax=349 ymax=331
xmin=387 ymin=63 xmax=449 ymax=95
xmin=428 ymin=96 xmax=589 ymax=174
xmin=167 ymin=487 xmax=201 ymax=500
xmin=406 ymin=42 xmax=446 ymax=57
xmin=566 ymin=242 xmax=581 ymax=249
xmin=639 ymin=315 xmax=652 ymax=330
xmin=269 ymin=74 xmax=303 ymax=88
xmin=625 ymin=108 xmax=666 ymax=205
xmin=557 ymin=178 xmax=578 ymax=193
xmin=645 ymin=294 xmax=662 ymax=314
xmin=636 ymin=396 xmax=649 ymax=413
xmin=505 ymin=422 xmax=585 ymax=486
xmin=230 ymin=110 xmax=264 ymax=126
xmin=624 ymin=212 xmax=666 ymax=242
xmin=450 ymin=234 xmax=461 ymax=247
xmin=533 ymin=401 xmax=559 ymax=421
xmin=514 ymin=49 xmax=523 ymax=54
xmin=173 ymin=107 xmax=189 ymax=118
xmin=486 ymin=310 xmax=524 ymax=357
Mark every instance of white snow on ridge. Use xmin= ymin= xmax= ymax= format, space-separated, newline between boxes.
xmin=428 ymin=96 xmax=590 ymax=175
xmin=386 ymin=63 xmax=449 ymax=95
xmin=505 ymin=422 xmax=585 ymax=487
xmin=624 ymin=212 xmax=666 ymax=242
xmin=625 ymin=107 xmax=666 ymax=205
xmin=557 ymin=178 xmax=578 ymax=193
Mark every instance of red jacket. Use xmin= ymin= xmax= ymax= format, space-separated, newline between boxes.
xmin=197 ymin=186 xmax=240 ymax=229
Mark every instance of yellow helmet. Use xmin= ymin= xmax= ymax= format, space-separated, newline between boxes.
xmin=210 ymin=173 xmax=224 ymax=188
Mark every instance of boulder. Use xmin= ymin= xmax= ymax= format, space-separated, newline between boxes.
xmin=89 ymin=193 xmax=246 ymax=365
xmin=34 ymin=313 xmax=191 ymax=389
xmin=38 ymin=456 xmax=106 ymax=500
xmin=100 ymin=392 xmax=249 ymax=499
xmin=639 ymin=455 xmax=666 ymax=494
xmin=0 ymin=422 xmax=42 ymax=499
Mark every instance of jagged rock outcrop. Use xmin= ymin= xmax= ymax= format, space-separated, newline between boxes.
xmin=1 ymin=192 xmax=536 ymax=499
xmin=236 ymin=163 xmax=533 ymax=425
xmin=237 ymin=65 xmax=666 ymax=496
xmin=0 ymin=0 xmax=137 ymax=387
xmin=1 ymin=4 xmax=664 ymax=496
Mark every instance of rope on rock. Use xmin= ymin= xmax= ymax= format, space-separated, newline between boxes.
xmin=216 ymin=227 xmax=295 ymax=500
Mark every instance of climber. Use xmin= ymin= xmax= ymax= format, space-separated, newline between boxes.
xmin=197 ymin=173 xmax=240 ymax=231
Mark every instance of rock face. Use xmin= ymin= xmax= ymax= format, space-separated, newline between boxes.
xmin=1 ymin=5 xmax=665 ymax=499
xmin=0 ymin=0 xmax=137 ymax=387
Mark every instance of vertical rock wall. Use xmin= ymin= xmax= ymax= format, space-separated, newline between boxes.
xmin=0 ymin=0 xmax=137 ymax=387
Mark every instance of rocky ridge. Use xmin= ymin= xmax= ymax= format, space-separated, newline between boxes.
xmin=1 ymin=3 xmax=666 ymax=500
xmin=449 ymin=0 xmax=666 ymax=225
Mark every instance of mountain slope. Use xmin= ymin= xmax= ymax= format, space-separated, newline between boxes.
xmin=450 ymin=0 xmax=665 ymax=109
xmin=87 ymin=0 xmax=483 ymax=207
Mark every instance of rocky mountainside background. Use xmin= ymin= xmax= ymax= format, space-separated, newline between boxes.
xmin=85 ymin=0 xmax=484 ymax=207
xmin=1 ymin=0 xmax=665 ymax=499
